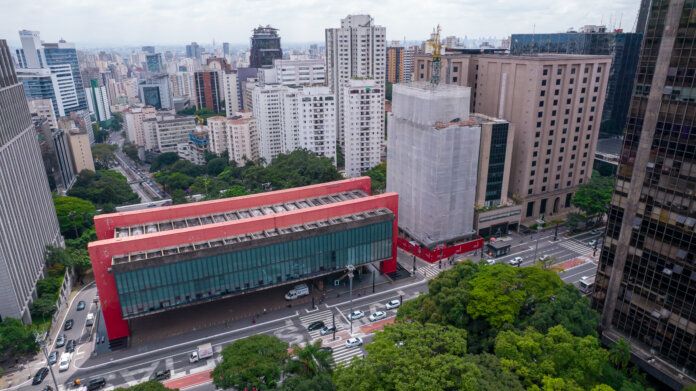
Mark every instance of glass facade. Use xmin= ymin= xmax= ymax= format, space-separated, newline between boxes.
xmin=142 ymin=86 xmax=162 ymax=109
xmin=484 ymin=123 xmax=509 ymax=204
xmin=114 ymin=219 xmax=392 ymax=318
xmin=21 ymin=76 xmax=60 ymax=116
xmin=42 ymin=47 xmax=87 ymax=111
xmin=592 ymin=0 xmax=696 ymax=383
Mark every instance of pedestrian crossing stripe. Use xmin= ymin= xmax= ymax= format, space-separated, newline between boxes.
xmin=299 ymin=310 xmax=341 ymax=339
xmin=560 ymin=240 xmax=592 ymax=254
xmin=331 ymin=345 xmax=363 ymax=366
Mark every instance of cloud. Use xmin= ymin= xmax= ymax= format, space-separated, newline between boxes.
xmin=0 ymin=0 xmax=641 ymax=47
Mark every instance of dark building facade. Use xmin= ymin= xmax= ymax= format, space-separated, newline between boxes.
xmin=194 ymin=71 xmax=221 ymax=113
xmin=250 ymin=26 xmax=282 ymax=68
xmin=592 ymin=1 xmax=696 ymax=389
xmin=186 ymin=42 xmax=202 ymax=60
xmin=142 ymin=46 xmax=155 ymax=54
xmin=511 ymin=31 xmax=642 ymax=137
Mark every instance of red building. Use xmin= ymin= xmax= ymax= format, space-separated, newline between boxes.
xmin=89 ymin=177 xmax=398 ymax=344
xmin=194 ymin=71 xmax=221 ymax=112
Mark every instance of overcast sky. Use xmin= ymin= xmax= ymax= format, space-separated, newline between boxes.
xmin=1 ymin=0 xmax=641 ymax=48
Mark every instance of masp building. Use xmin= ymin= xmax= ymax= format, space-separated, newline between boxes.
xmin=89 ymin=177 xmax=398 ymax=343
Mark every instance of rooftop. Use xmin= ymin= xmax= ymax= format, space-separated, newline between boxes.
xmin=114 ymin=189 xmax=369 ymax=239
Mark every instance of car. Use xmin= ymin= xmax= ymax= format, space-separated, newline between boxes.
xmin=539 ymin=254 xmax=551 ymax=262
xmin=86 ymin=378 xmax=106 ymax=391
xmin=385 ymin=299 xmax=401 ymax=310
xmin=345 ymin=337 xmax=363 ymax=348
xmin=55 ymin=334 xmax=66 ymax=348
xmin=32 ymin=367 xmax=49 ymax=385
xmin=588 ymin=239 xmax=598 ymax=247
xmin=93 ymin=295 xmax=99 ymax=303
xmin=64 ymin=319 xmax=74 ymax=331
xmin=318 ymin=346 xmax=333 ymax=353
xmin=347 ymin=310 xmax=365 ymax=320
xmin=485 ymin=259 xmax=496 ymax=265
xmin=307 ymin=321 xmax=325 ymax=331
xmin=368 ymin=311 xmax=387 ymax=322
xmin=591 ymin=228 xmax=603 ymax=235
xmin=48 ymin=351 xmax=58 ymax=365
xmin=76 ymin=301 xmax=86 ymax=311
xmin=65 ymin=339 xmax=76 ymax=353
xmin=509 ymin=257 xmax=524 ymax=266
xmin=58 ymin=353 xmax=72 ymax=372
xmin=151 ymin=370 xmax=171 ymax=381
xmin=42 ymin=386 xmax=53 ymax=391
xmin=320 ymin=325 xmax=336 ymax=336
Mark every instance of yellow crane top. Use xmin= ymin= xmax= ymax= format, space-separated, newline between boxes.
xmin=430 ymin=25 xmax=442 ymax=61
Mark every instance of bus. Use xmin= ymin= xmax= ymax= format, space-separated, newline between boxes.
xmin=578 ymin=275 xmax=596 ymax=294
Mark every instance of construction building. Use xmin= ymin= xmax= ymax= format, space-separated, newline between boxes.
xmin=88 ymin=177 xmax=398 ymax=344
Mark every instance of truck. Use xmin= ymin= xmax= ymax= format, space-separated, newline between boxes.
xmin=284 ymin=283 xmax=309 ymax=300
xmin=189 ymin=342 xmax=213 ymax=363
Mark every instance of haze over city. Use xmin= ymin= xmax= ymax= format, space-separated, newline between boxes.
xmin=1 ymin=0 xmax=641 ymax=46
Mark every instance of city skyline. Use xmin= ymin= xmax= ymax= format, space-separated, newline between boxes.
xmin=1 ymin=0 xmax=640 ymax=47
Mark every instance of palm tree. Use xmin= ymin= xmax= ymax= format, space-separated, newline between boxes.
xmin=286 ymin=340 xmax=333 ymax=379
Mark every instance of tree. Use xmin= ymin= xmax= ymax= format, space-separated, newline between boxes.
xmin=110 ymin=112 xmax=123 ymax=132
xmin=221 ymin=185 xmax=249 ymax=198
xmin=519 ymin=284 xmax=598 ymax=338
xmin=282 ymin=374 xmax=335 ymax=391
xmin=114 ymin=380 xmax=176 ymax=391
xmin=0 ymin=318 xmax=39 ymax=360
xmin=212 ymin=335 xmax=288 ymax=390
xmin=68 ymin=170 xmax=140 ymax=208
xmin=122 ymin=142 xmax=140 ymax=162
xmin=150 ymin=152 xmax=180 ymax=172
xmin=608 ymin=338 xmax=631 ymax=370
xmin=91 ymin=143 xmax=117 ymax=169
xmin=365 ymin=162 xmax=386 ymax=194
xmin=565 ymin=212 xmax=587 ymax=232
xmin=286 ymin=340 xmax=333 ymax=379
xmin=206 ymin=157 xmax=228 ymax=176
xmin=53 ymin=196 xmax=96 ymax=239
xmin=45 ymin=246 xmax=92 ymax=279
xmin=572 ymin=172 xmax=613 ymax=221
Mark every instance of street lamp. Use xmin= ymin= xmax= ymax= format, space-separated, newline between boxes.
xmin=533 ymin=225 xmax=542 ymax=260
xmin=347 ymin=265 xmax=355 ymax=335
xmin=412 ymin=254 xmax=416 ymax=276
xmin=35 ymin=334 xmax=59 ymax=391
xmin=553 ymin=222 xmax=559 ymax=241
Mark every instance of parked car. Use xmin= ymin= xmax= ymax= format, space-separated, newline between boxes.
xmin=151 ymin=370 xmax=171 ymax=381
xmin=55 ymin=334 xmax=66 ymax=348
xmin=58 ymin=353 xmax=72 ymax=372
xmin=76 ymin=301 xmax=86 ymax=311
xmin=307 ymin=321 xmax=325 ymax=331
xmin=320 ymin=325 xmax=336 ymax=336
xmin=591 ymin=228 xmax=603 ymax=235
xmin=65 ymin=339 xmax=76 ymax=353
xmin=32 ymin=367 xmax=49 ymax=385
xmin=345 ymin=337 xmax=363 ymax=348
xmin=509 ymin=257 xmax=524 ymax=266
xmin=64 ymin=319 xmax=74 ymax=331
xmin=318 ymin=346 xmax=333 ymax=353
xmin=86 ymin=378 xmax=106 ymax=391
xmin=48 ymin=351 xmax=58 ymax=366
xmin=485 ymin=259 xmax=496 ymax=265
xmin=347 ymin=310 xmax=365 ymax=321
xmin=86 ymin=313 xmax=95 ymax=327
xmin=385 ymin=299 xmax=400 ymax=310
xmin=368 ymin=311 xmax=387 ymax=322
xmin=588 ymin=239 xmax=598 ymax=247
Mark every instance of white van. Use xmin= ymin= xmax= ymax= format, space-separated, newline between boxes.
xmin=86 ymin=313 xmax=95 ymax=327
xmin=284 ymin=284 xmax=309 ymax=300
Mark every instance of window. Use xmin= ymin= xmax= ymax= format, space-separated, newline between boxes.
xmin=566 ymin=98 xmax=571 ymax=104
xmin=568 ymin=88 xmax=573 ymax=94
xmin=581 ymin=87 xmax=586 ymax=93
xmin=532 ymin=160 xmax=537 ymax=166
xmin=534 ymin=141 xmax=539 ymax=147
xmin=549 ymin=130 xmax=555 ymax=136
xmin=528 ymin=189 xmax=533 ymax=195
xmin=533 ymin=151 xmax=538 ymax=157
xmin=553 ymin=99 xmax=558 ymax=106
xmin=539 ymin=101 xmax=544 ymax=107
xmin=570 ymin=78 xmax=574 ymax=84
xmin=542 ymin=80 xmax=547 ymax=86
xmin=529 ymin=180 xmax=534 ymax=185
xmin=598 ymin=66 xmax=602 ymax=73
xmin=571 ymin=68 xmax=576 ymax=74
xmin=557 ymin=68 xmax=562 ymax=75
xmin=565 ymin=193 xmax=572 ymax=207
xmin=526 ymin=201 xmax=535 ymax=217
xmin=420 ymin=64 xmax=424 ymax=69
xmin=580 ymin=97 xmax=584 ymax=103
xmin=537 ymin=122 xmax=542 ymax=128
xmin=595 ymin=76 xmax=600 ymax=83
xmin=555 ymin=89 xmax=560 ymax=96
xmin=556 ymin=79 xmax=561 ymax=85
xmin=567 ymin=181 xmax=571 ymax=186
xmin=535 ymin=132 xmax=541 ymax=138
xmin=550 ymin=120 xmax=556 ymax=126
xmin=531 ymin=170 xmax=536 ymax=176
xmin=552 ymin=110 xmax=557 ymax=116
xmin=541 ymin=186 xmax=546 ymax=192
xmin=538 ymin=111 xmax=543 ymax=118
xmin=452 ymin=77 xmax=458 ymax=83
xmin=540 ymin=198 xmax=547 ymax=214
xmin=543 ymin=69 xmax=548 ymax=76
xmin=541 ymin=90 xmax=546 ymax=96
xmin=453 ymin=66 xmax=459 ymax=72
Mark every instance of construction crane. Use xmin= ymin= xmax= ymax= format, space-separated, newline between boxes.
xmin=428 ymin=25 xmax=442 ymax=85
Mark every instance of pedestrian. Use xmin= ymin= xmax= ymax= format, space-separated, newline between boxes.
xmin=263 ymin=308 xmax=267 ymax=315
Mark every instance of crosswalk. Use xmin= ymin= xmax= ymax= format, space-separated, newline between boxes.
xmin=331 ymin=344 xmax=364 ymax=366
xmin=299 ymin=310 xmax=340 ymax=341
xmin=419 ymin=263 xmax=444 ymax=279
xmin=559 ymin=239 xmax=593 ymax=254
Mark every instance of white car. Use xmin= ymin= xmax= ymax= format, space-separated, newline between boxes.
xmin=347 ymin=310 xmax=365 ymax=321
xmin=368 ymin=311 xmax=387 ymax=322
xmin=345 ymin=337 xmax=363 ymax=348
xmin=509 ymin=257 xmax=523 ymax=266
xmin=58 ymin=353 xmax=72 ymax=372
xmin=485 ymin=259 xmax=496 ymax=265
xmin=385 ymin=299 xmax=401 ymax=310
xmin=588 ymin=239 xmax=598 ymax=247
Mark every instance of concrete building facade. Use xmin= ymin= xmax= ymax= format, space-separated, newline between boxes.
xmin=207 ymin=114 xmax=259 ymax=165
xmin=386 ymin=46 xmax=405 ymax=83
xmin=155 ymin=116 xmax=196 ymax=153
xmin=343 ymin=79 xmax=383 ymax=177
xmin=0 ymin=39 xmax=62 ymax=322
xmin=139 ymin=74 xmax=173 ymax=110
xmin=85 ymin=79 xmax=112 ymax=122
xmin=194 ymin=71 xmax=222 ymax=113
xmin=124 ymin=106 xmax=157 ymax=147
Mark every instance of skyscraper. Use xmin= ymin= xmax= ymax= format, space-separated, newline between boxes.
xmin=145 ymin=53 xmax=163 ymax=73
xmin=326 ymin=14 xmax=386 ymax=176
xmin=86 ymin=79 xmax=112 ymax=122
xmin=386 ymin=46 xmax=405 ymax=83
xmin=249 ymin=26 xmax=282 ymax=68
xmin=186 ymin=42 xmax=202 ymax=60
xmin=592 ymin=1 xmax=696 ymax=388
xmin=194 ymin=71 xmax=222 ymax=113
xmin=0 ymin=39 xmax=62 ymax=323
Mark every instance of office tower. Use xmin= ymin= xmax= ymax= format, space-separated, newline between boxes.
xmin=138 ymin=74 xmax=173 ymax=110
xmin=145 ymin=53 xmax=163 ymax=73
xmin=343 ymin=79 xmax=383 ymax=177
xmin=85 ymin=79 xmax=111 ymax=122
xmin=207 ymin=114 xmax=259 ymax=165
xmin=16 ymin=67 xmax=65 ymax=116
xmin=250 ymin=26 xmax=282 ymax=68
xmin=16 ymin=30 xmax=86 ymax=114
xmin=123 ymin=106 xmax=157 ymax=147
xmin=142 ymin=46 xmax=155 ymax=54
xmin=326 ymin=14 xmax=386 ymax=175
xmin=592 ymin=1 xmax=696 ymax=388
xmin=474 ymin=54 xmax=611 ymax=221
xmin=194 ymin=71 xmax=222 ymax=112
xmin=222 ymin=42 xmax=230 ymax=57
xmin=34 ymin=117 xmax=76 ymax=192
xmin=511 ymin=29 xmax=642 ymax=137
xmin=57 ymin=117 xmax=95 ymax=172
xmin=222 ymin=71 xmax=240 ymax=116
xmin=0 ymin=40 xmax=62 ymax=323
xmin=252 ymin=84 xmax=336 ymax=163
xmin=186 ymin=42 xmax=202 ymax=60
xmin=386 ymin=83 xmax=480 ymax=246
xmin=403 ymin=45 xmax=421 ymax=83
xmin=386 ymin=46 xmax=405 ymax=84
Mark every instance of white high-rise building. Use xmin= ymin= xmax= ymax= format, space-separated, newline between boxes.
xmin=343 ymin=79 xmax=384 ymax=177
xmin=123 ymin=106 xmax=156 ymax=147
xmin=273 ymin=59 xmax=326 ymax=86
xmin=85 ymin=83 xmax=111 ymax=122
xmin=326 ymin=14 xmax=386 ymax=175
xmin=252 ymin=83 xmax=337 ymax=164
xmin=223 ymin=72 xmax=240 ymax=117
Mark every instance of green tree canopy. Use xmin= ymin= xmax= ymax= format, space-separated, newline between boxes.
xmin=68 ymin=170 xmax=140 ymax=209
xmin=114 ymin=380 xmax=176 ymax=391
xmin=206 ymin=157 xmax=228 ymax=176
xmin=365 ymin=162 xmax=386 ymax=194
xmin=0 ymin=318 xmax=38 ymax=360
xmin=53 ymin=196 xmax=96 ymax=239
xmin=519 ymin=284 xmax=599 ymax=337
xmin=572 ymin=172 xmax=613 ymax=218
xmin=122 ymin=142 xmax=140 ymax=162
xmin=150 ymin=152 xmax=180 ymax=172
xmin=212 ymin=334 xmax=288 ymax=390
xmin=91 ymin=143 xmax=117 ymax=169
xmin=285 ymin=340 xmax=333 ymax=381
